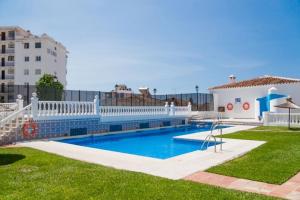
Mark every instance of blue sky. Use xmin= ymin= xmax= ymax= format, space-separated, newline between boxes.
xmin=1 ymin=0 xmax=299 ymax=93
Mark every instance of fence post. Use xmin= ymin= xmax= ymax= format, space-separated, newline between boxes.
xmin=188 ymin=102 xmax=192 ymax=114
xmin=165 ymin=102 xmax=169 ymax=115
xmin=170 ymin=102 xmax=175 ymax=116
xmin=26 ymin=84 xmax=30 ymax=105
xmin=94 ymin=95 xmax=100 ymax=115
xmin=16 ymin=94 xmax=23 ymax=110
xmin=263 ymin=112 xmax=268 ymax=126
xmin=31 ymin=92 xmax=38 ymax=119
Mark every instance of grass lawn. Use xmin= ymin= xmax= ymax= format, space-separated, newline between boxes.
xmin=0 ymin=147 xmax=274 ymax=200
xmin=208 ymin=126 xmax=300 ymax=184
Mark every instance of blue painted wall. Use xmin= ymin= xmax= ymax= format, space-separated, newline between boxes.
xmin=256 ymin=93 xmax=286 ymax=117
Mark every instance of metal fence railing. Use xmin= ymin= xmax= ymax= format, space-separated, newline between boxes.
xmin=0 ymin=85 xmax=214 ymax=111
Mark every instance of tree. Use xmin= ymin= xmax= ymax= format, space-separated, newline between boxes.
xmin=36 ymin=74 xmax=64 ymax=100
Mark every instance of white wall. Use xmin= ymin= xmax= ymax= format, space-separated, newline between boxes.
xmin=211 ymin=82 xmax=300 ymax=119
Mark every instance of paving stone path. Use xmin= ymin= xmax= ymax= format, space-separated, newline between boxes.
xmin=185 ymin=171 xmax=300 ymax=199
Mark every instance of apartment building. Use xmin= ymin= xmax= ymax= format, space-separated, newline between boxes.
xmin=0 ymin=26 xmax=68 ymax=102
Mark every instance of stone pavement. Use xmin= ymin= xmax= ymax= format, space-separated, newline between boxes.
xmin=185 ymin=171 xmax=300 ymax=200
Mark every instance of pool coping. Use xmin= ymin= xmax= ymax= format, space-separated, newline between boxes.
xmin=19 ymin=125 xmax=265 ymax=180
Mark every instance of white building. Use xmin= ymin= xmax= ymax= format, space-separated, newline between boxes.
xmin=0 ymin=26 xmax=68 ymax=101
xmin=209 ymin=75 xmax=300 ymax=119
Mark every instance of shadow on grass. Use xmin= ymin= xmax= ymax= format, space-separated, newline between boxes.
xmin=0 ymin=154 xmax=25 ymax=166
xmin=289 ymin=127 xmax=300 ymax=131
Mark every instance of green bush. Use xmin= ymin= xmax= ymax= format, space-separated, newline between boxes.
xmin=36 ymin=74 xmax=64 ymax=101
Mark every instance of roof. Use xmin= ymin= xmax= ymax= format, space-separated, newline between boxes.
xmin=210 ymin=75 xmax=300 ymax=90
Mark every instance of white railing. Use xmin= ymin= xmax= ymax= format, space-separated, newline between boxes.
xmin=0 ymin=104 xmax=32 ymax=129
xmin=174 ymin=106 xmax=190 ymax=116
xmin=4 ymin=93 xmax=192 ymax=121
xmin=100 ymin=106 xmax=167 ymax=117
xmin=0 ymin=103 xmax=18 ymax=120
xmin=37 ymin=101 xmax=95 ymax=118
xmin=263 ymin=112 xmax=300 ymax=126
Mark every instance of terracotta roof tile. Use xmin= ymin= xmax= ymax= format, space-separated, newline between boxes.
xmin=209 ymin=76 xmax=300 ymax=90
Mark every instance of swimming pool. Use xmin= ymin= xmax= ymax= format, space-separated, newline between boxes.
xmin=58 ymin=124 xmax=228 ymax=159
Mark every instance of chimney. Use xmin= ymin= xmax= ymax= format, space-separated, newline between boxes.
xmin=229 ymin=74 xmax=236 ymax=83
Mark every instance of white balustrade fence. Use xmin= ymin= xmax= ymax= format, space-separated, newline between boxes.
xmin=263 ymin=112 xmax=300 ymax=126
xmin=2 ymin=93 xmax=192 ymax=121
xmin=100 ymin=106 xmax=167 ymax=117
xmin=37 ymin=101 xmax=95 ymax=117
xmin=174 ymin=106 xmax=191 ymax=116
xmin=27 ymin=93 xmax=192 ymax=120
xmin=0 ymin=103 xmax=18 ymax=120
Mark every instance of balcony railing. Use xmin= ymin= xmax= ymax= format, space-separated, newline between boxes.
xmin=0 ymin=49 xmax=15 ymax=54
xmin=4 ymin=62 xmax=14 ymax=67
xmin=7 ymin=37 xmax=15 ymax=41
xmin=6 ymin=49 xmax=14 ymax=54
xmin=5 ymin=75 xmax=14 ymax=80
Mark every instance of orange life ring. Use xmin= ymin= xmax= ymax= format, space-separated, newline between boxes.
xmin=22 ymin=119 xmax=38 ymax=138
xmin=243 ymin=102 xmax=250 ymax=110
xmin=227 ymin=103 xmax=233 ymax=111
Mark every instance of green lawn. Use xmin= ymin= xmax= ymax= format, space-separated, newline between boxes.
xmin=0 ymin=148 xmax=274 ymax=200
xmin=208 ymin=126 xmax=300 ymax=184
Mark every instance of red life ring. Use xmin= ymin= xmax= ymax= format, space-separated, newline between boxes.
xmin=227 ymin=103 xmax=233 ymax=111
xmin=243 ymin=102 xmax=250 ymax=110
xmin=22 ymin=119 xmax=38 ymax=138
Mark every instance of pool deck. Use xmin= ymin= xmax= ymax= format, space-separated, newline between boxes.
xmin=19 ymin=125 xmax=264 ymax=180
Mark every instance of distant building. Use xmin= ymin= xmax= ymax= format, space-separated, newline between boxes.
xmin=209 ymin=75 xmax=300 ymax=119
xmin=112 ymin=84 xmax=133 ymax=98
xmin=139 ymin=87 xmax=151 ymax=97
xmin=0 ymin=26 xmax=68 ymax=102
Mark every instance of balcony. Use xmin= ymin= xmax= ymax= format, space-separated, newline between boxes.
xmin=6 ymin=48 xmax=14 ymax=53
xmin=3 ymin=75 xmax=14 ymax=80
xmin=1 ymin=75 xmax=14 ymax=80
xmin=1 ymin=62 xmax=15 ymax=67
xmin=7 ymin=37 xmax=15 ymax=41
xmin=0 ymin=48 xmax=15 ymax=54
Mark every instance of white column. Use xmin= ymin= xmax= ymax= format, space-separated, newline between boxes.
xmin=270 ymin=98 xmax=279 ymax=113
xmin=94 ymin=95 xmax=100 ymax=115
xmin=254 ymin=99 xmax=260 ymax=120
xmin=31 ymin=93 xmax=39 ymax=119
xmin=165 ymin=102 xmax=169 ymax=115
xmin=170 ymin=102 xmax=175 ymax=116
xmin=16 ymin=94 xmax=23 ymax=110
xmin=263 ymin=112 xmax=269 ymax=126
xmin=213 ymin=93 xmax=219 ymax=112
xmin=187 ymin=102 xmax=192 ymax=114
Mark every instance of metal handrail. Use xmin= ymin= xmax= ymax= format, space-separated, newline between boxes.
xmin=200 ymin=121 xmax=223 ymax=152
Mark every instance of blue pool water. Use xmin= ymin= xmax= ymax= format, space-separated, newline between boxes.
xmin=58 ymin=124 xmax=228 ymax=159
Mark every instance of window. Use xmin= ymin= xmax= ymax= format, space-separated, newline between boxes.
xmin=24 ymin=56 xmax=29 ymax=62
xmin=7 ymin=69 xmax=14 ymax=74
xmin=35 ymin=69 xmax=41 ymax=75
xmin=8 ymin=43 xmax=14 ymax=49
xmin=35 ymin=42 xmax=41 ymax=48
xmin=47 ymin=48 xmax=57 ymax=57
xmin=235 ymin=98 xmax=241 ymax=103
xmin=1 ymin=83 xmax=5 ymax=93
xmin=8 ymin=56 xmax=14 ymax=61
xmin=24 ymin=69 xmax=29 ymax=75
xmin=36 ymin=56 xmax=41 ymax=62
xmin=8 ymin=31 xmax=15 ymax=39
xmin=24 ymin=82 xmax=29 ymax=86
xmin=24 ymin=43 xmax=29 ymax=49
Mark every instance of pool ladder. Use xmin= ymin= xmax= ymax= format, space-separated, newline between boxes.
xmin=200 ymin=121 xmax=223 ymax=153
